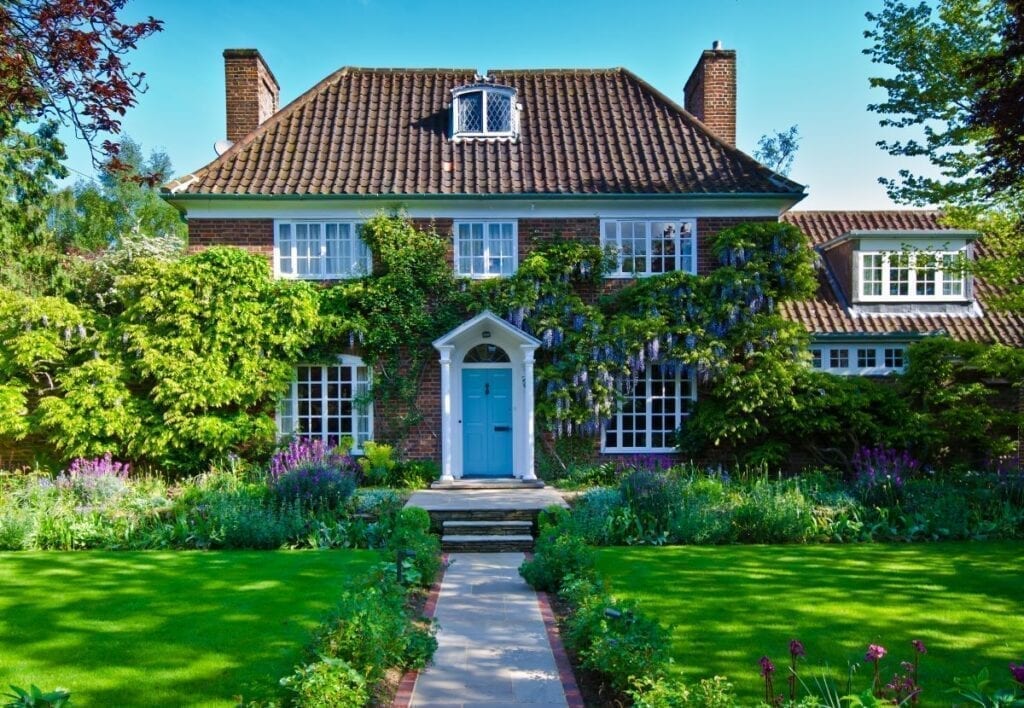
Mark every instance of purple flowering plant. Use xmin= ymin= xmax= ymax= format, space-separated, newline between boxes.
xmin=55 ymin=453 xmax=131 ymax=502
xmin=852 ymin=446 xmax=920 ymax=507
xmin=269 ymin=438 xmax=358 ymax=512
xmin=788 ymin=639 xmax=806 ymax=701
xmin=759 ymin=655 xmax=778 ymax=705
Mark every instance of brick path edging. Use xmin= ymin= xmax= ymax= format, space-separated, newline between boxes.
xmin=536 ymin=589 xmax=585 ymax=708
xmin=525 ymin=551 xmax=585 ymax=708
xmin=391 ymin=553 xmax=449 ymax=708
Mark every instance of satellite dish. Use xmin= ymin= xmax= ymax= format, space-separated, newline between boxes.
xmin=214 ymin=139 xmax=234 ymax=156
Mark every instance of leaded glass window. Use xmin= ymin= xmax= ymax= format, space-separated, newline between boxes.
xmin=452 ymin=85 xmax=517 ymax=138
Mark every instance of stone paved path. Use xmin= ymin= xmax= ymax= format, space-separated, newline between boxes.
xmin=409 ymin=552 xmax=569 ymax=707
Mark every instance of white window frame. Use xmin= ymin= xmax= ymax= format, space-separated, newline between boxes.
xmin=453 ymin=220 xmax=518 ymax=278
xmin=277 ymin=355 xmax=373 ymax=453
xmin=602 ymin=366 xmax=696 ymax=453
xmin=809 ymin=344 xmax=908 ymax=376
xmin=601 ymin=218 xmax=698 ymax=278
xmin=451 ymin=85 xmax=519 ymax=140
xmin=856 ymin=250 xmax=967 ymax=302
xmin=274 ymin=220 xmax=372 ymax=280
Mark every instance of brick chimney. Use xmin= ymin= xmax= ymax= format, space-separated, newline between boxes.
xmin=223 ymin=49 xmax=279 ymax=143
xmin=684 ymin=41 xmax=736 ymax=146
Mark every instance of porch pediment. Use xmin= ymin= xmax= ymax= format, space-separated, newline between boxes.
xmin=432 ymin=310 xmax=541 ymax=350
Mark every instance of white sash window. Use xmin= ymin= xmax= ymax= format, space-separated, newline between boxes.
xmin=276 ymin=221 xmax=371 ymax=279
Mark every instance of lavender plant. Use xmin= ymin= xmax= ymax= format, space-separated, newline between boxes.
xmin=853 ymin=447 xmax=920 ymax=507
xmin=269 ymin=438 xmax=357 ymax=511
xmin=55 ymin=453 xmax=131 ymax=503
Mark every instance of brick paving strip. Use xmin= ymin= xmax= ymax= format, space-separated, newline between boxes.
xmin=400 ymin=552 xmax=580 ymax=708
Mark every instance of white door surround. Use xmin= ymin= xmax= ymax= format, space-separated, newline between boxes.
xmin=432 ymin=311 xmax=541 ymax=481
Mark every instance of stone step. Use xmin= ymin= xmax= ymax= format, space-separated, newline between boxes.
xmin=442 ymin=520 xmax=533 ymax=536
xmin=428 ymin=509 xmax=537 ymax=533
xmin=430 ymin=479 xmax=546 ymax=490
xmin=441 ymin=534 xmax=535 ymax=553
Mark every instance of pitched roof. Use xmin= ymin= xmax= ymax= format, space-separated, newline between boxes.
xmin=781 ymin=210 xmax=1024 ymax=346
xmin=163 ymin=67 xmax=805 ymax=198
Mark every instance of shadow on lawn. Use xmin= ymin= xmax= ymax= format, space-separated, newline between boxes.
xmin=0 ymin=551 xmax=376 ymax=707
xmin=598 ymin=542 xmax=1024 ymax=701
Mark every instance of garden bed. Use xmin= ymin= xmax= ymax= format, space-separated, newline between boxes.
xmin=0 ymin=550 xmax=380 ymax=706
xmin=596 ymin=541 xmax=1024 ymax=704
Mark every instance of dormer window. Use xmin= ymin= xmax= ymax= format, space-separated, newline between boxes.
xmin=451 ymin=81 xmax=518 ymax=140
xmin=856 ymin=250 xmax=967 ymax=301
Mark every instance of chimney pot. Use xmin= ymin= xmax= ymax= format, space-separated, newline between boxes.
xmin=223 ymin=48 xmax=280 ymax=143
xmin=683 ymin=44 xmax=737 ymax=146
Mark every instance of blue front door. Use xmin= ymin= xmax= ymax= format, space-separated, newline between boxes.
xmin=462 ymin=368 xmax=513 ymax=477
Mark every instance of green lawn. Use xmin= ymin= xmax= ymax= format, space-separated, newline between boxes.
xmin=0 ymin=551 xmax=380 ymax=707
xmin=596 ymin=542 xmax=1024 ymax=704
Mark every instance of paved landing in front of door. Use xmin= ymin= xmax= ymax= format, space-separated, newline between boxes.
xmin=408 ymin=552 xmax=569 ymax=707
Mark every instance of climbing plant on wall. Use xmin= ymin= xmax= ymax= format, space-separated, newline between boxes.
xmin=314 ymin=214 xmax=817 ymax=461
xmin=0 ymin=212 xmax=817 ymax=472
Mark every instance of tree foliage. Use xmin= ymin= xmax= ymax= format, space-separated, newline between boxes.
xmin=0 ymin=0 xmax=163 ymax=166
xmin=2 ymin=248 xmax=321 ymax=473
xmin=753 ymin=125 xmax=800 ymax=177
xmin=865 ymin=0 xmax=1024 ymax=311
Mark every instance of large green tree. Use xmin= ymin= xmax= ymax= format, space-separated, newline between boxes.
xmin=864 ymin=0 xmax=1023 ymax=311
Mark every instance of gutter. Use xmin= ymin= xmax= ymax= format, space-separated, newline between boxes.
xmin=161 ymin=191 xmax=807 ymax=203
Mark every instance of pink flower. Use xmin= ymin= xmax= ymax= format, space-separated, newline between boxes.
xmin=866 ymin=644 xmax=887 ymax=662
xmin=912 ymin=639 xmax=927 ymax=655
xmin=760 ymin=655 xmax=776 ymax=677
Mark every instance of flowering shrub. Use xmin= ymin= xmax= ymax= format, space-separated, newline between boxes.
xmin=853 ymin=446 xmax=920 ymax=507
xmin=269 ymin=438 xmax=352 ymax=480
xmin=55 ymin=453 xmax=131 ymax=503
xmin=269 ymin=438 xmax=357 ymax=511
xmin=272 ymin=464 xmax=356 ymax=512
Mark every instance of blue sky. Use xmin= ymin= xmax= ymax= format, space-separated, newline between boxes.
xmin=59 ymin=0 xmax=928 ymax=211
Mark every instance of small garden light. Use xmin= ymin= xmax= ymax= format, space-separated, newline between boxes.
xmin=604 ymin=607 xmax=622 ymax=619
xmin=396 ymin=549 xmax=416 ymax=585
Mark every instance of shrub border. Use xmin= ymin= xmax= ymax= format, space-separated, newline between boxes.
xmin=391 ymin=553 xmax=448 ymax=708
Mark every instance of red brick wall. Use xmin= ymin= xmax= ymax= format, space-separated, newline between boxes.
xmin=684 ymin=48 xmax=737 ymax=147
xmin=187 ymin=219 xmax=275 ymax=259
xmin=224 ymin=49 xmax=280 ymax=143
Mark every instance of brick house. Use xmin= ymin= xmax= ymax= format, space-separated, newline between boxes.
xmin=162 ymin=45 xmax=1024 ymax=481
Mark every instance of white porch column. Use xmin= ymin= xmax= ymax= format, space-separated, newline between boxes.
xmin=438 ymin=345 xmax=455 ymax=482
xmin=520 ymin=345 xmax=537 ymax=481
